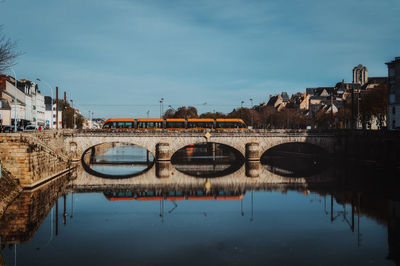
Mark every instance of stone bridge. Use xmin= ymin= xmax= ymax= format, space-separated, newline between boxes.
xmin=64 ymin=130 xmax=338 ymax=162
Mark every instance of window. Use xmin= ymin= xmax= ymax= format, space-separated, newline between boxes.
xmin=393 ymin=106 xmax=396 ymax=114
xmin=393 ymin=120 xmax=396 ymax=129
xmin=166 ymin=122 xmax=185 ymax=128
xmin=138 ymin=122 xmax=162 ymax=128
xmin=188 ymin=122 xmax=213 ymax=128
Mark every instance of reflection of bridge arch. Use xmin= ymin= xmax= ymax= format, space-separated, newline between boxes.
xmin=71 ymin=161 xmax=335 ymax=191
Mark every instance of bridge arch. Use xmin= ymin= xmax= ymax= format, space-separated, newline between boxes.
xmin=80 ymin=142 xmax=154 ymax=178
xmin=64 ymin=131 xmax=337 ymax=163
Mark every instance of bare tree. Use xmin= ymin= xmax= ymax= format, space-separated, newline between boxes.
xmin=0 ymin=26 xmax=20 ymax=72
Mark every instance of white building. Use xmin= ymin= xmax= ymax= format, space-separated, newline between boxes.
xmin=45 ymin=96 xmax=62 ymax=129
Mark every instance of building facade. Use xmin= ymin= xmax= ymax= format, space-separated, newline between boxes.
xmin=0 ymin=75 xmax=48 ymax=128
xmin=387 ymin=57 xmax=400 ymax=130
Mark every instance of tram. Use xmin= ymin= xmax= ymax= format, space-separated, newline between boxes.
xmin=102 ymin=118 xmax=247 ymax=129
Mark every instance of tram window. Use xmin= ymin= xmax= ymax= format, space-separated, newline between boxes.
xmin=116 ymin=122 xmax=126 ymax=128
xmin=125 ymin=122 xmax=133 ymax=128
xmin=166 ymin=122 xmax=185 ymax=128
xmin=188 ymin=122 xmax=213 ymax=128
xmin=103 ymin=123 xmax=111 ymax=129
xmin=217 ymin=122 xmax=245 ymax=128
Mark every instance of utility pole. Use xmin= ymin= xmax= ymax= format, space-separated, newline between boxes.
xmin=70 ymin=99 xmax=75 ymax=129
xmin=351 ymin=87 xmax=354 ymax=130
xmin=63 ymin=92 xmax=67 ymax=129
xmin=160 ymin=98 xmax=164 ymax=118
xmin=56 ymin=87 xmax=59 ymax=129
xmin=331 ymin=94 xmax=334 ymax=128
xmin=250 ymin=98 xmax=254 ymax=128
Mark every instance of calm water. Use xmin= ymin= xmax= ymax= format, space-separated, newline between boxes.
xmin=1 ymin=144 xmax=399 ymax=266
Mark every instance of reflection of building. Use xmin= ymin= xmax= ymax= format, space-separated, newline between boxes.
xmin=386 ymin=57 xmax=400 ymax=130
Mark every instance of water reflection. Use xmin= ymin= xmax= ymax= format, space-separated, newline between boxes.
xmin=261 ymin=142 xmax=330 ymax=177
xmin=82 ymin=143 xmax=154 ymax=178
xmin=1 ymin=165 xmax=399 ymax=265
xmin=171 ymin=142 xmax=244 ymax=177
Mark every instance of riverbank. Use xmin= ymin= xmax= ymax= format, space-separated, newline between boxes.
xmin=0 ymin=167 xmax=22 ymax=217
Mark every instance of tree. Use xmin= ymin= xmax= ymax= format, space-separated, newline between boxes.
xmin=0 ymin=26 xmax=20 ymax=72
xmin=163 ymin=108 xmax=176 ymax=118
xmin=359 ymin=83 xmax=387 ymax=129
xmin=173 ymin=106 xmax=198 ymax=118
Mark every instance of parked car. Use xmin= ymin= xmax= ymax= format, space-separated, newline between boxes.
xmin=1 ymin=126 xmax=13 ymax=133
xmin=24 ymin=125 xmax=38 ymax=131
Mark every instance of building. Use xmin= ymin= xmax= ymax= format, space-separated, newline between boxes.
xmin=386 ymin=57 xmax=400 ymax=130
xmin=0 ymin=99 xmax=11 ymax=126
xmin=18 ymin=79 xmax=46 ymax=127
xmin=267 ymin=92 xmax=290 ymax=110
xmin=353 ymin=64 xmax=368 ymax=85
xmin=44 ymin=96 xmax=62 ymax=129
xmin=0 ymin=75 xmax=27 ymax=127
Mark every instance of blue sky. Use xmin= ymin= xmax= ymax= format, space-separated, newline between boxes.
xmin=1 ymin=0 xmax=399 ymax=118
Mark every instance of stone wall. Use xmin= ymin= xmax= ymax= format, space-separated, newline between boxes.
xmin=0 ymin=132 xmax=72 ymax=187
xmin=0 ymin=167 xmax=22 ymax=218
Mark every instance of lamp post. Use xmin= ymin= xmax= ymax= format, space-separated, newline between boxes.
xmin=9 ymin=68 xmax=17 ymax=132
xmin=357 ymin=96 xmax=361 ymax=129
xmin=160 ymin=98 xmax=164 ymax=118
xmin=36 ymin=79 xmax=54 ymax=129
xmin=250 ymin=98 xmax=254 ymax=128
xmin=70 ymin=99 xmax=75 ymax=129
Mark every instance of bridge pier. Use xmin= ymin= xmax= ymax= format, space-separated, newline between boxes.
xmin=246 ymin=143 xmax=261 ymax=161
xmin=246 ymin=161 xmax=261 ymax=178
xmin=156 ymin=161 xmax=170 ymax=178
xmin=156 ymin=143 xmax=170 ymax=161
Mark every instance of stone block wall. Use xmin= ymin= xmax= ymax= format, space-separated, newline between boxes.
xmin=0 ymin=133 xmax=71 ymax=187
xmin=0 ymin=168 xmax=22 ymax=218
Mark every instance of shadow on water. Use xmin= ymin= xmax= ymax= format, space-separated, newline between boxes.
xmin=171 ymin=142 xmax=245 ymax=178
xmin=261 ymin=142 xmax=331 ymax=177
xmin=81 ymin=143 xmax=154 ymax=179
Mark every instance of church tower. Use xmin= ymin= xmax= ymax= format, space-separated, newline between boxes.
xmin=353 ymin=64 xmax=368 ymax=85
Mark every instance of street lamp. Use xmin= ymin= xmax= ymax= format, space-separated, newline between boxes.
xmin=250 ymin=98 xmax=254 ymax=128
xmin=10 ymin=68 xmax=17 ymax=132
xmin=36 ymin=78 xmax=54 ymax=129
xmin=160 ymin=98 xmax=164 ymax=118
xmin=70 ymin=99 xmax=76 ymax=129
